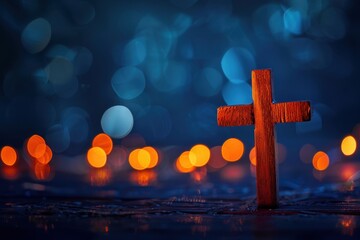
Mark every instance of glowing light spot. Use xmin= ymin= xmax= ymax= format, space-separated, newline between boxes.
xmin=220 ymin=165 xmax=245 ymax=182
xmin=35 ymin=145 xmax=53 ymax=165
xmin=45 ymin=57 xmax=74 ymax=86
xmin=1 ymin=146 xmax=17 ymax=166
xmin=143 ymin=146 xmax=158 ymax=168
xmin=34 ymin=162 xmax=51 ymax=180
xmin=312 ymin=151 xmax=330 ymax=171
xmin=193 ymin=67 xmax=223 ymax=97
xmin=92 ymin=133 xmax=113 ymax=155
xmin=189 ymin=144 xmax=210 ymax=167
xmin=130 ymin=170 xmax=157 ymax=186
xmin=208 ymin=146 xmax=227 ymax=170
xmin=191 ymin=168 xmax=207 ymax=183
xmin=249 ymin=147 xmax=256 ymax=166
xmin=87 ymin=147 xmax=107 ymax=168
xmin=101 ymin=105 xmax=133 ymax=139
xmin=89 ymin=168 xmax=111 ymax=186
xmin=129 ymin=149 xmax=150 ymax=171
xmin=221 ymin=138 xmax=244 ymax=162
xmin=1 ymin=166 xmax=19 ymax=181
xmin=122 ymin=38 xmax=146 ymax=66
xmin=111 ymin=66 xmax=146 ymax=100
xmin=222 ymin=82 xmax=252 ymax=105
xmin=283 ymin=8 xmax=302 ymax=34
xmin=21 ymin=18 xmax=51 ymax=54
xmin=221 ymin=47 xmax=255 ymax=84
xmin=27 ymin=134 xmax=47 ymax=158
xmin=176 ymin=151 xmax=195 ymax=173
xmin=341 ymin=135 xmax=357 ymax=156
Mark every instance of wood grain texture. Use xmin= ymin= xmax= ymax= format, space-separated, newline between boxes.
xmin=217 ymin=68 xmax=311 ymax=209
xmin=272 ymin=101 xmax=311 ymax=123
xmin=217 ymin=105 xmax=254 ymax=126
xmin=252 ymin=69 xmax=278 ymax=208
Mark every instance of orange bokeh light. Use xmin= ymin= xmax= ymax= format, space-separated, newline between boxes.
xmin=129 ymin=149 xmax=150 ymax=170
xmin=221 ymin=138 xmax=244 ymax=162
xmin=1 ymin=146 xmax=17 ymax=166
xmin=176 ymin=151 xmax=195 ymax=173
xmin=189 ymin=144 xmax=210 ymax=167
xmin=312 ymin=151 xmax=330 ymax=171
xmin=87 ymin=147 xmax=107 ymax=168
xmin=92 ymin=133 xmax=113 ymax=155
xmin=143 ymin=146 xmax=158 ymax=168
xmin=27 ymin=134 xmax=46 ymax=158
xmin=341 ymin=135 xmax=357 ymax=156
xmin=34 ymin=162 xmax=51 ymax=180
xmin=249 ymin=147 xmax=256 ymax=166
xmin=35 ymin=145 xmax=53 ymax=165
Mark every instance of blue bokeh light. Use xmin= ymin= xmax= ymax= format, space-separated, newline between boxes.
xmin=101 ymin=105 xmax=134 ymax=139
xmin=221 ymin=47 xmax=255 ymax=84
xmin=222 ymin=82 xmax=252 ymax=105
xmin=111 ymin=66 xmax=146 ymax=100
xmin=21 ymin=18 xmax=51 ymax=54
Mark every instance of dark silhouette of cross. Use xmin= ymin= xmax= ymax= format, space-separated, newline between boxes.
xmin=218 ymin=69 xmax=311 ymax=208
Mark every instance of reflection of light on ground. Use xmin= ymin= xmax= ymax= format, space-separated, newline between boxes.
xmin=130 ymin=170 xmax=157 ymax=186
xmin=89 ymin=168 xmax=112 ymax=187
xmin=338 ymin=216 xmax=356 ymax=236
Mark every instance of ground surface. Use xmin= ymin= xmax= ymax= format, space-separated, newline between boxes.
xmin=1 ymin=184 xmax=359 ymax=239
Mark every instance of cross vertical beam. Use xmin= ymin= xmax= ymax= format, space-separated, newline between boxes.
xmin=217 ymin=69 xmax=311 ymax=208
xmin=252 ymin=69 xmax=277 ymax=208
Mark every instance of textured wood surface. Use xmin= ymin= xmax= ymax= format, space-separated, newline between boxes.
xmin=217 ymin=69 xmax=311 ymax=208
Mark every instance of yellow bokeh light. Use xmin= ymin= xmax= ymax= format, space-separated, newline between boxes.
xmin=87 ymin=147 xmax=107 ymax=168
xmin=341 ymin=135 xmax=357 ymax=156
xmin=129 ymin=149 xmax=150 ymax=170
xmin=189 ymin=144 xmax=210 ymax=167
xmin=221 ymin=138 xmax=244 ymax=162
xmin=92 ymin=133 xmax=113 ymax=155
xmin=176 ymin=151 xmax=195 ymax=173
xmin=143 ymin=146 xmax=158 ymax=168
xmin=312 ymin=151 xmax=330 ymax=171
xmin=1 ymin=146 xmax=17 ymax=166
xmin=249 ymin=147 xmax=256 ymax=166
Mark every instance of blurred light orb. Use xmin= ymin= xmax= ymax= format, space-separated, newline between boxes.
xmin=143 ymin=146 xmax=159 ymax=169
xmin=27 ymin=134 xmax=47 ymax=159
xmin=221 ymin=48 xmax=255 ymax=84
xmin=189 ymin=144 xmax=210 ymax=167
xmin=35 ymin=145 xmax=53 ymax=165
xmin=208 ymin=146 xmax=227 ymax=170
xmin=172 ymin=13 xmax=192 ymax=36
xmin=122 ymin=38 xmax=146 ymax=66
xmin=176 ymin=151 xmax=195 ymax=173
xmin=222 ymin=82 xmax=252 ymax=105
xmin=129 ymin=149 xmax=150 ymax=171
xmin=1 ymin=146 xmax=17 ymax=166
xmin=21 ymin=18 xmax=51 ymax=54
xmin=111 ymin=66 xmax=146 ymax=100
xmin=283 ymin=8 xmax=302 ymax=35
xmin=249 ymin=147 xmax=256 ymax=166
xmin=193 ymin=68 xmax=223 ymax=97
xmin=87 ymin=147 xmax=107 ymax=168
xmin=341 ymin=135 xmax=357 ymax=156
xmin=221 ymin=138 xmax=244 ymax=162
xmin=92 ymin=133 xmax=113 ymax=155
xmin=34 ymin=162 xmax=52 ymax=180
xmin=312 ymin=151 xmax=330 ymax=171
xmin=45 ymin=57 xmax=74 ymax=86
xmin=46 ymin=124 xmax=70 ymax=153
xmin=101 ymin=105 xmax=133 ymax=139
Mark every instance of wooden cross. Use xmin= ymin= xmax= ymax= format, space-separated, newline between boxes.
xmin=217 ymin=69 xmax=311 ymax=208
